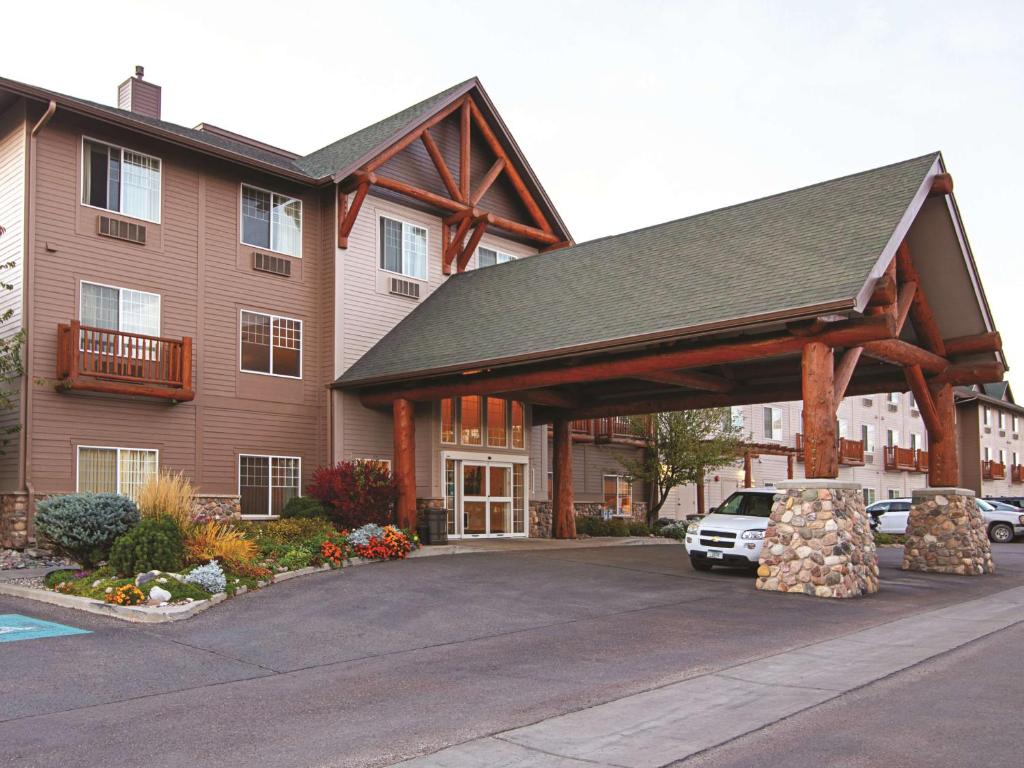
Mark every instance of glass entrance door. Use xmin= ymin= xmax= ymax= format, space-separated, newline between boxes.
xmin=458 ymin=461 xmax=514 ymax=537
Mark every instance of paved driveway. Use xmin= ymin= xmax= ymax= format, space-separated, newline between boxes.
xmin=2 ymin=543 xmax=1023 ymax=768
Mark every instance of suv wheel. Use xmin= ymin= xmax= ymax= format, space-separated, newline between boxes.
xmin=690 ymin=556 xmax=714 ymax=572
xmin=989 ymin=522 xmax=1014 ymax=544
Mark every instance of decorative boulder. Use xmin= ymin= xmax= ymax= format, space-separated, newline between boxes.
xmin=149 ymin=586 xmax=172 ymax=603
xmin=135 ymin=570 xmax=160 ymax=587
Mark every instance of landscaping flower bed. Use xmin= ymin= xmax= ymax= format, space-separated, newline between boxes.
xmin=5 ymin=467 xmax=420 ymax=622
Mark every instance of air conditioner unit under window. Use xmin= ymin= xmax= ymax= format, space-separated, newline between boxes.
xmin=389 ymin=277 xmax=420 ymax=300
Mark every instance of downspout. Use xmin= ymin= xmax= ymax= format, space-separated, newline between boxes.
xmin=20 ymin=99 xmax=56 ymax=526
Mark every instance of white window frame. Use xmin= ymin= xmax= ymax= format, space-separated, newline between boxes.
xmin=486 ymin=397 xmax=509 ymax=449
xmin=378 ymin=214 xmax=428 ymax=281
xmin=910 ymin=432 xmax=922 ymax=452
xmin=887 ymin=392 xmax=900 ymax=406
xmin=76 ymin=445 xmax=159 ymax=496
xmin=237 ymin=453 xmax=301 ymax=518
xmin=983 ymin=407 xmax=991 ymax=426
xmin=602 ymin=474 xmax=633 ymax=516
xmin=1013 ymin=415 xmax=1020 ymax=434
xmin=862 ymin=488 xmax=877 ymax=505
xmin=887 ymin=489 xmax=900 ymax=500
xmin=239 ymin=309 xmax=303 ymax=379
xmin=239 ymin=183 xmax=303 ymax=258
xmin=887 ymin=429 xmax=899 ymax=448
xmin=79 ymin=280 xmax=161 ymax=334
xmin=80 ymin=136 xmax=162 ymax=223
xmin=763 ymin=406 xmax=782 ymax=441
xmin=475 ymin=246 xmax=518 ymax=269
xmin=998 ymin=411 xmax=1006 ymax=430
xmin=999 ymin=449 xmax=1006 ymax=465
xmin=862 ymin=424 xmax=876 ymax=453
xmin=1013 ymin=451 xmax=1020 ymax=466
xmin=984 ymin=446 xmax=991 ymax=461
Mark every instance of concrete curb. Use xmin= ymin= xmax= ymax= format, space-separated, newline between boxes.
xmin=394 ymin=585 xmax=1024 ymax=767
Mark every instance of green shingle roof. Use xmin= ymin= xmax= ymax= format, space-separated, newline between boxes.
xmin=336 ymin=153 xmax=940 ymax=387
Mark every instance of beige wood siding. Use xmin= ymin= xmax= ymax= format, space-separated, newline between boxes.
xmin=0 ymin=101 xmax=27 ymax=490
xmin=26 ymin=112 xmax=328 ymax=499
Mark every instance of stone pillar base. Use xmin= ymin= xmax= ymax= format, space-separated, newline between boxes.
xmin=902 ymin=488 xmax=994 ymax=575
xmin=756 ymin=481 xmax=879 ymax=598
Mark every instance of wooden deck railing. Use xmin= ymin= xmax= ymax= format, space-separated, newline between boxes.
xmin=57 ymin=320 xmax=194 ymax=402
xmin=916 ymin=449 xmax=929 ymax=473
xmin=883 ymin=446 xmax=918 ymax=471
xmin=794 ymin=434 xmax=865 ymax=465
xmin=982 ymin=460 xmax=1006 ymax=480
xmin=1012 ymin=464 xmax=1024 ymax=484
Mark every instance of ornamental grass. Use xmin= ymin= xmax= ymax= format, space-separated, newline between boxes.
xmin=136 ymin=471 xmax=195 ymax=529
xmin=184 ymin=520 xmax=257 ymax=568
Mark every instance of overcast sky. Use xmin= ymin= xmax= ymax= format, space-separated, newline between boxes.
xmin=5 ymin=1 xmax=1022 ymax=390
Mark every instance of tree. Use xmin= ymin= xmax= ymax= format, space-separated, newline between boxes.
xmin=619 ymin=409 xmax=745 ymax=526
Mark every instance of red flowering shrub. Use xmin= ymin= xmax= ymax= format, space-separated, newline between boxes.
xmin=307 ymin=461 xmax=398 ymax=529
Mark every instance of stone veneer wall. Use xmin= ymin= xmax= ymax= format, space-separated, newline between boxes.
xmin=902 ymin=488 xmax=994 ymax=575
xmin=0 ymin=492 xmax=30 ymax=549
xmin=756 ymin=481 xmax=880 ymax=598
xmin=192 ymin=495 xmax=241 ymax=521
xmin=530 ymin=502 xmax=552 ymax=538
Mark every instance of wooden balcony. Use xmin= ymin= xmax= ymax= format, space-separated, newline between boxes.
xmin=794 ymin=434 xmax=865 ymax=466
xmin=916 ymin=449 xmax=929 ymax=473
xmin=1012 ymin=464 xmax=1023 ymax=484
xmin=595 ymin=416 xmax=648 ymax=447
xmin=982 ymin=460 xmax=1006 ymax=481
xmin=57 ymin=321 xmax=194 ymax=402
xmin=883 ymin=446 xmax=918 ymax=472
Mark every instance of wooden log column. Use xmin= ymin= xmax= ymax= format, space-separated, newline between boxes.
xmin=927 ymin=382 xmax=959 ymax=487
xmin=393 ymin=398 xmax=417 ymax=530
xmin=743 ymin=452 xmax=753 ymax=488
xmin=696 ymin=472 xmax=706 ymax=516
xmin=551 ymin=419 xmax=576 ymax=539
xmin=801 ymin=341 xmax=838 ymax=479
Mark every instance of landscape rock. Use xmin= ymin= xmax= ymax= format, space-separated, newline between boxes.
xmin=149 ymin=586 xmax=172 ymax=603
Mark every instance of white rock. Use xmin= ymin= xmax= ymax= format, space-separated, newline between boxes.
xmin=149 ymin=586 xmax=172 ymax=603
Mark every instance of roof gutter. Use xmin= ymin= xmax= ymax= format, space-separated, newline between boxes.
xmin=332 ymin=297 xmax=857 ymax=390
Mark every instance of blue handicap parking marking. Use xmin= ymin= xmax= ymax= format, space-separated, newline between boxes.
xmin=0 ymin=614 xmax=91 ymax=642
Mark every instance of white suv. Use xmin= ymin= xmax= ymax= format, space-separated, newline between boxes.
xmin=867 ymin=497 xmax=1024 ymax=543
xmin=684 ymin=488 xmax=777 ymax=571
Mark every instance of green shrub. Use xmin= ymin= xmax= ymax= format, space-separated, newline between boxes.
xmin=574 ymin=516 xmax=606 ymax=536
xmin=874 ymin=532 xmax=898 ymax=546
xmin=606 ymin=518 xmax=630 ymax=537
xmin=34 ymin=493 xmax=140 ymax=568
xmin=278 ymin=547 xmax=314 ymax=570
xmin=281 ymin=496 xmax=328 ymax=520
xmin=109 ymin=517 xmax=185 ymax=576
xmin=627 ymin=521 xmax=651 ymax=536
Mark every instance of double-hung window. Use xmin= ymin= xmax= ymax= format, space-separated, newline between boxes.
xmin=887 ymin=429 xmax=899 ymax=448
xmin=477 ymin=247 xmax=516 ymax=268
xmin=380 ymin=216 xmax=427 ymax=280
xmin=239 ymin=454 xmax=300 ymax=516
xmin=763 ymin=406 xmax=782 ymax=440
xmin=78 ymin=446 xmax=158 ymax=501
xmin=82 ymin=139 xmax=161 ymax=222
xmin=603 ymin=475 xmax=632 ymax=515
xmin=241 ymin=185 xmax=302 ymax=257
xmin=240 ymin=310 xmax=302 ymax=378
xmin=862 ymin=424 xmax=876 ymax=453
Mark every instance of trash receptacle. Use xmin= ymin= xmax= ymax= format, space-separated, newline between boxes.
xmin=420 ymin=507 xmax=448 ymax=545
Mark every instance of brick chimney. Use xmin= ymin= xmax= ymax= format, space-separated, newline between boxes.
xmin=118 ymin=66 xmax=161 ymax=120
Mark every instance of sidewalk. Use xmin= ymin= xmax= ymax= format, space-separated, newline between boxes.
xmin=395 ymin=584 xmax=1024 ymax=767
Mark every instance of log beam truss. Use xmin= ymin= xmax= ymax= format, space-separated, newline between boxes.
xmin=335 ymin=93 xmax=569 ymax=267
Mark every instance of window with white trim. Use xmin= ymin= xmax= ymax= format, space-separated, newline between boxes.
xmin=983 ymin=446 xmax=991 ymax=461
xmin=983 ymin=407 xmax=991 ymax=426
xmin=81 ymin=281 xmax=160 ymax=337
xmin=603 ymin=475 xmax=632 ymax=515
xmin=239 ymin=454 xmax=300 ymax=516
xmin=1013 ymin=451 xmax=1020 ymax=466
xmin=82 ymin=138 xmax=161 ymax=222
xmin=1014 ymin=415 xmax=1020 ymax=434
xmin=241 ymin=184 xmax=302 ymax=257
xmin=886 ymin=429 xmax=899 ymax=448
xmin=77 ymin=446 xmax=158 ymax=501
xmin=998 ymin=411 xmax=1007 ymax=430
xmin=999 ymin=449 xmax=1006 ymax=465
xmin=910 ymin=432 xmax=921 ymax=451
xmin=477 ymin=247 xmax=516 ymax=268
xmin=380 ymin=216 xmax=427 ymax=280
xmin=763 ymin=406 xmax=782 ymax=440
xmin=862 ymin=424 xmax=876 ymax=453
xmin=887 ymin=392 xmax=900 ymax=406
xmin=729 ymin=406 xmax=744 ymax=430
xmin=887 ymin=489 xmax=900 ymax=499
xmin=240 ymin=310 xmax=302 ymax=378
xmin=838 ymin=418 xmax=849 ymax=439
xmin=862 ymin=488 xmax=876 ymax=505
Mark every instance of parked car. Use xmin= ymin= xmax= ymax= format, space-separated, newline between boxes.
xmin=684 ymin=488 xmax=777 ymax=571
xmin=867 ymin=498 xmax=1024 ymax=543
xmin=986 ymin=496 xmax=1024 ymax=508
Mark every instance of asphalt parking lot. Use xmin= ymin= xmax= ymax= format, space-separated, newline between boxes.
xmin=2 ymin=542 xmax=1023 ymax=768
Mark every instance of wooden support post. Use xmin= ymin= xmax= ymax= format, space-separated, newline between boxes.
xmin=927 ymin=383 xmax=959 ymax=487
xmin=456 ymin=217 xmax=488 ymax=272
xmin=393 ymin=398 xmax=417 ymax=530
xmin=552 ymin=419 xmax=575 ymax=539
xmin=181 ymin=336 xmax=193 ymax=394
xmin=338 ymin=181 xmax=369 ymax=249
xmin=787 ymin=454 xmax=795 ymax=480
xmin=743 ymin=452 xmax=753 ymax=488
xmin=903 ymin=363 xmax=944 ymax=442
xmin=696 ymin=473 xmax=705 ymax=516
xmin=833 ymin=346 xmax=862 ymax=403
xmin=460 ymin=99 xmax=471 ymax=202
xmin=802 ymin=341 xmax=838 ymax=479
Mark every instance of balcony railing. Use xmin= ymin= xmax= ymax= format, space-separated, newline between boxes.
xmin=1012 ymin=464 xmax=1023 ymax=484
xmin=794 ymin=434 xmax=865 ymax=466
xmin=57 ymin=320 xmax=194 ymax=402
xmin=595 ymin=416 xmax=648 ymax=446
xmin=916 ymin=450 xmax=929 ymax=473
xmin=982 ymin=460 xmax=1006 ymax=480
xmin=883 ymin=446 xmax=918 ymax=472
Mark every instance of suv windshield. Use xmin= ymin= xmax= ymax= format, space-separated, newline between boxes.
xmin=716 ymin=493 xmax=775 ymax=518
xmin=977 ymin=499 xmax=994 ymax=512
